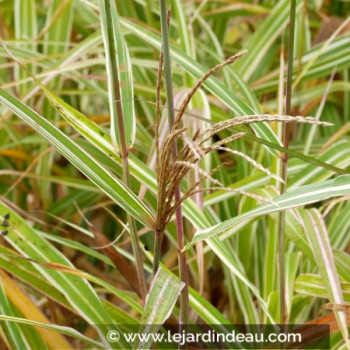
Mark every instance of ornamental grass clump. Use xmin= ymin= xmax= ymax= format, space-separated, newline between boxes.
xmin=0 ymin=1 xmax=349 ymax=348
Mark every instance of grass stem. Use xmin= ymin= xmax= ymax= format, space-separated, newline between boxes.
xmin=104 ymin=0 xmax=147 ymax=302
xmin=153 ymin=29 xmax=164 ymax=277
xmin=159 ymin=0 xmax=190 ymax=326
xmin=278 ymin=0 xmax=296 ymax=325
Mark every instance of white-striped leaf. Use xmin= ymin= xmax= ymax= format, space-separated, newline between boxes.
xmin=302 ymin=209 xmax=349 ymax=346
xmin=0 ymin=88 xmax=155 ymax=228
xmin=98 ymin=0 xmax=135 ymax=150
xmin=188 ymin=175 xmax=350 ymax=247
xmin=134 ymin=268 xmax=184 ymax=349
